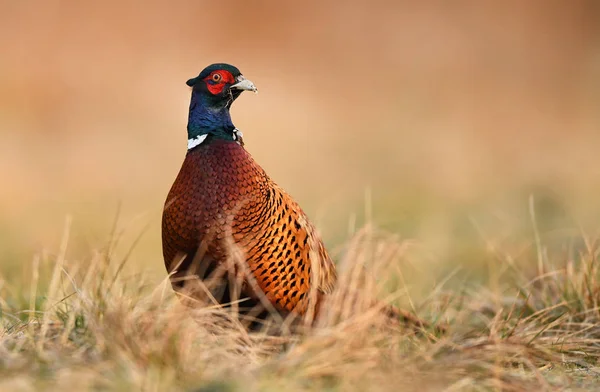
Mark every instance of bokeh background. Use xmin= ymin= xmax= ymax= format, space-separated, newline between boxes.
xmin=1 ymin=1 xmax=599 ymax=294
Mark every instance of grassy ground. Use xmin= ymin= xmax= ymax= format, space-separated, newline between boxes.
xmin=2 ymin=200 xmax=600 ymax=391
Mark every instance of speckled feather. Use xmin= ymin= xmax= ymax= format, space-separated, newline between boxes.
xmin=162 ymin=137 xmax=337 ymax=316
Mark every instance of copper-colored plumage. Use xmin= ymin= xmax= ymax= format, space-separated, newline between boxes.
xmin=162 ymin=137 xmax=337 ymax=319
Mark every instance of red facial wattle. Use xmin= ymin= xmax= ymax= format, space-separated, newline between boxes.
xmin=203 ymin=70 xmax=235 ymax=95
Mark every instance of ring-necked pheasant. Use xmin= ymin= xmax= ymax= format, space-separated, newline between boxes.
xmin=162 ymin=64 xmax=433 ymax=331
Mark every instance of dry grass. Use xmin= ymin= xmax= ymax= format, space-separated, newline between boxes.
xmin=2 ymin=204 xmax=600 ymax=391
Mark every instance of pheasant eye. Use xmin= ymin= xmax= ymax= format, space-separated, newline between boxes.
xmin=212 ymin=73 xmax=222 ymax=82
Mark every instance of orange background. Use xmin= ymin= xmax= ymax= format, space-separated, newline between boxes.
xmin=1 ymin=1 xmax=599 ymax=285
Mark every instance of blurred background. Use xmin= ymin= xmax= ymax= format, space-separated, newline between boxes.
xmin=1 ymin=0 xmax=599 ymax=294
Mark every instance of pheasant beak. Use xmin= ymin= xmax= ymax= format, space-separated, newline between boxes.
xmin=231 ymin=75 xmax=258 ymax=93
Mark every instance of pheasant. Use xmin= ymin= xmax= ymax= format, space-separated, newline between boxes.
xmin=162 ymin=64 xmax=434 ymax=331
xmin=162 ymin=63 xmax=336 ymax=326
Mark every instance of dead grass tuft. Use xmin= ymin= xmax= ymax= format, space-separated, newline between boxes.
xmin=2 ymin=216 xmax=600 ymax=391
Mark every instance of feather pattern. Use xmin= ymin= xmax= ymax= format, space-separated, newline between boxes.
xmin=162 ymin=137 xmax=337 ymax=316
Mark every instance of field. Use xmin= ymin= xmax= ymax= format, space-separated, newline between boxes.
xmin=1 ymin=1 xmax=600 ymax=390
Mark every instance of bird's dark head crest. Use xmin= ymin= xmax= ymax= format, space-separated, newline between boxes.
xmin=185 ymin=63 xmax=257 ymax=146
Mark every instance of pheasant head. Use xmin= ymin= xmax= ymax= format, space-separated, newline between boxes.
xmin=185 ymin=63 xmax=257 ymax=149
